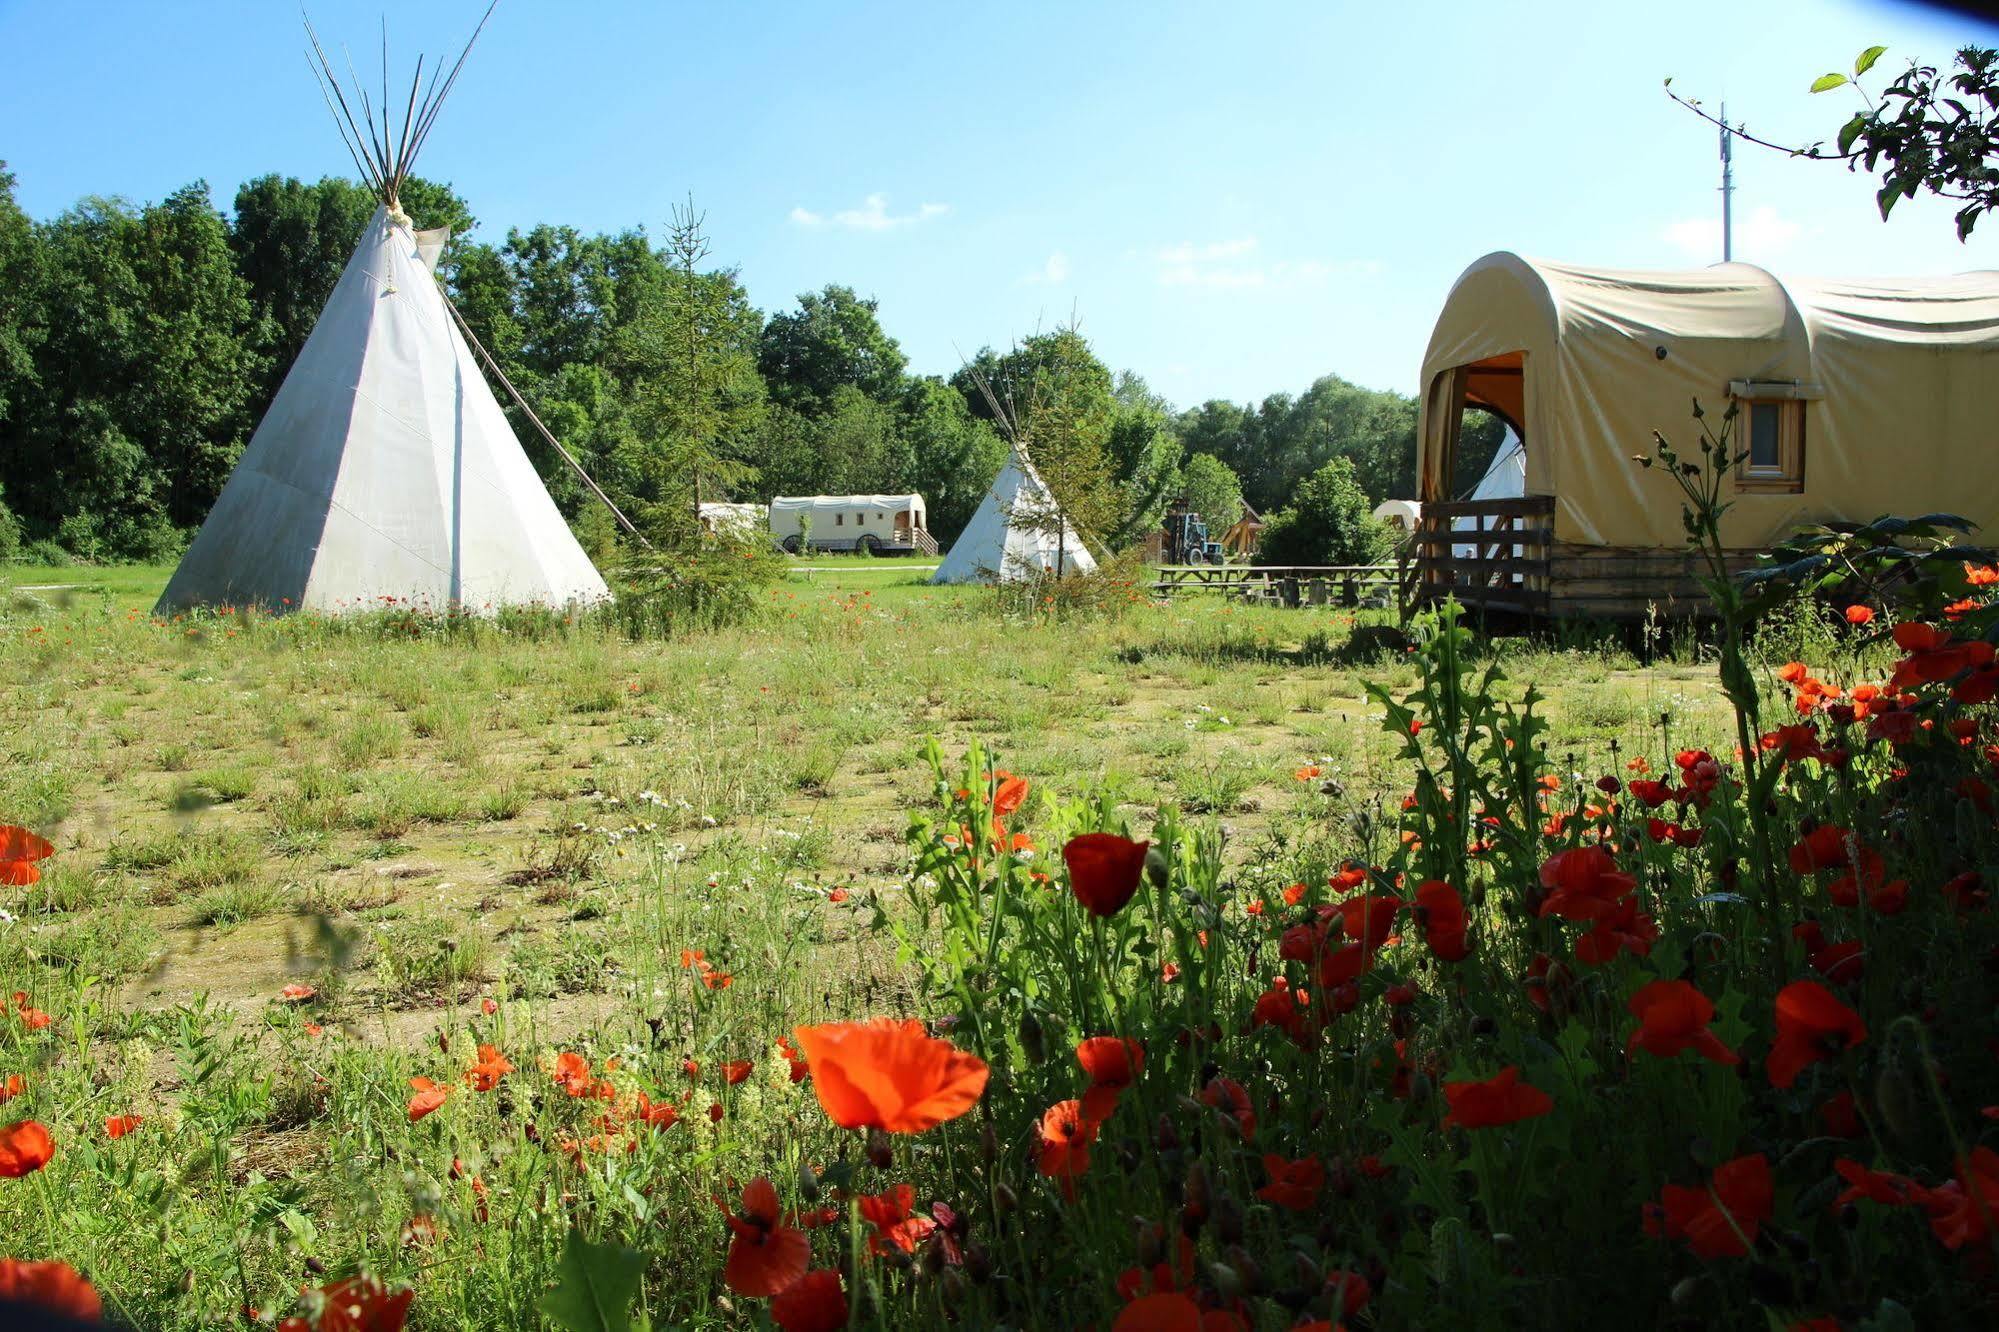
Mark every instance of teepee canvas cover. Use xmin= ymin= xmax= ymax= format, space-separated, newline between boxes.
xmin=158 ymin=209 xmax=607 ymax=614
xmin=931 ymin=448 xmax=1096 ymax=584
xmin=157 ymin=5 xmax=607 ymax=615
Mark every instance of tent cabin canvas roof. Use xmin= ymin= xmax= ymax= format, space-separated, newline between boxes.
xmin=1417 ymin=251 xmax=1999 ymax=552
xmin=931 ymin=449 xmax=1096 ymax=584
xmin=156 ymin=5 xmax=607 ymax=616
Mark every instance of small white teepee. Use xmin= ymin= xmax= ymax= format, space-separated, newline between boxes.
xmin=1450 ymin=427 xmax=1525 ymax=560
xmin=157 ymin=7 xmax=607 ymax=616
xmin=930 ymin=447 xmax=1096 ymax=585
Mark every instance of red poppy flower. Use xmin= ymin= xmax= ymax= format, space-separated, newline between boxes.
xmin=1820 ymin=1090 xmax=1863 ymax=1138
xmin=1845 ymin=604 xmax=1875 ymax=625
xmin=0 ymin=1074 xmax=21 ymax=1104
xmin=1441 ymin=1066 xmax=1553 ymax=1130
xmin=276 ymin=1275 xmax=413 ymax=1332
xmin=827 ymin=888 xmax=849 ymax=905
xmin=0 ymin=1260 xmax=102 ymax=1322
xmin=465 ymin=1044 xmax=513 ymax=1092
xmin=1035 ymin=1099 xmax=1100 ymax=1178
xmin=1647 ymin=1153 xmax=1772 ymax=1258
xmin=103 ymin=1113 xmax=143 ymax=1139
xmin=776 ymin=1036 xmax=811 ymax=1083
xmin=1329 ymin=865 xmax=1368 ymax=891
xmin=1282 ymin=882 xmax=1307 ymax=906
xmin=278 ymin=983 xmax=318 ymax=1004
xmin=791 ymin=1018 xmax=989 ymax=1134
xmin=1629 ymin=779 xmax=1674 ymax=808
xmin=0 ymin=1119 xmax=54 ymax=1177
xmin=407 ymin=1079 xmax=449 ymax=1123
xmin=552 ymin=1051 xmax=602 ymax=1098
xmin=1573 ymin=895 xmax=1659 ymax=966
xmin=721 ymin=1177 xmax=810 ymax=1296
xmin=1063 ymin=833 xmax=1150 ymax=917
xmin=0 ymin=825 xmax=54 ymax=887
xmin=1413 ymin=880 xmax=1470 ymax=962
xmin=1767 ymin=981 xmax=1867 ymax=1088
xmin=1256 ymin=1153 xmax=1325 ymax=1211
xmin=1200 ymin=1076 xmax=1257 ymax=1139
xmin=1626 ymin=980 xmax=1738 ymax=1065
xmin=1112 ymin=1292 xmax=1204 ymax=1332
xmin=11 ymin=992 xmax=51 ymax=1031
xmin=991 ymin=774 xmax=1030 ymax=817
xmin=633 ymin=1092 xmax=681 ymax=1128
xmin=1924 ymin=1146 xmax=1999 ymax=1250
xmin=1790 ymin=825 xmax=1856 ymax=875
xmin=1831 ymin=1158 xmax=1922 ymax=1211
xmin=857 ymin=1183 xmax=938 ymax=1255
xmin=770 ymin=1268 xmax=848 ymax=1332
xmin=1076 ymin=1036 xmax=1145 ymax=1121
xmin=1251 ymin=976 xmax=1313 ymax=1048
xmin=1334 ymin=894 xmax=1401 ymax=952
xmin=722 ymin=1060 xmax=755 ymax=1085
xmin=1537 ymin=847 xmax=1637 ymax=920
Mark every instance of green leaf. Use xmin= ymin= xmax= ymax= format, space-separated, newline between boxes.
xmin=1854 ymin=45 xmax=1887 ymax=77
xmin=539 ymin=1231 xmax=646 ymax=1332
xmin=1812 ymin=72 xmax=1850 ymax=93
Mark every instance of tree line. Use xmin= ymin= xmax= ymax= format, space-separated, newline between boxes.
xmin=0 ymin=165 xmax=1486 ymax=565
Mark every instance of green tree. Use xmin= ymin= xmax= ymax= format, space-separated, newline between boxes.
xmin=3 ymin=183 xmax=265 ymax=558
xmin=758 ymin=284 xmax=908 ymax=412
xmin=898 ymin=378 xmax=1005 ymax=543
xmin=1254 ymin=456 xmax=1389 ymax=567
xmin=615 ymin=201 xmax=765 ymax=543
xmin=0 ymin=163 xmax=42 ymax=458
xmin=1179 ymin=452 xmax=1244 ymax=532
xmin=957 ymin=330 xmax=1121 ymax=568
xmin=1106 ymin=371 xmax=1184 ymax=547
xmin=814 ymin=385 xmax=908 ymax=495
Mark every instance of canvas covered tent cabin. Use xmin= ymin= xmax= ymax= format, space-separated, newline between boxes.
xmin=768 ymin=494 xmax=934 ymax=555
xmin=1411 ymin=251 xmax=1999 ymax=619
xmin=931 ymin=448 xmax=1096 ymax=584
xmin=157 ymin=7 xmax=609 ymax=616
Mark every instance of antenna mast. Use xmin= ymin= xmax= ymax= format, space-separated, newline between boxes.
xmin=1719 ymin=101 xmax=1735 ymax=263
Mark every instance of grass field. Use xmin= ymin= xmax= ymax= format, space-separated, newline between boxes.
xmin=0 ymin=558 xmax=1771 ymax=1328
xmin=0 ymin=561 xmax=1734 ymax=1037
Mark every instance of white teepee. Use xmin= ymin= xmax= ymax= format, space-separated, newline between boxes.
xmin=157 ymin=8 xmax=608 ymax=616
xmin=930 ymin=447 xmax=1097 ymax=584
xmin=1450 ymin=427 xmax=1525 ymax=559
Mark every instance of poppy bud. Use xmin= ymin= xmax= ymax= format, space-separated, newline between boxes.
xmin=1390 ymin=1006 xmax=1414 ymax=1039
xmin=1875 ymin=1040 xmax=1922 ymax=1144
xmin=866 ymin=1128 xmax=894 ymax=1170
xmin=919 ymin=1237 xmax=946 ymax=1277
xmin=1669 ymin=1277 xmax=1701 ymax=1307
xmin=1145 ymin=844 xmax=1170 ymax=889
xmin=1213 ymin=1193 xmax=1245 ymax=1245
xmin=1224 ymin=1246 xmax=1262 ymax=1294
xmin=1136 ymin=1220 xmax=1165 ymax=1268
xmin=796 ymin=1158 xmax=820 ymax=1204
xmin=1017 ymin=1012 xmax=1045 ymax=1064
xmin=940 ymin=1267 xmax=967 ymax=1304
xmin=1208 ymin=1263 xmax=1242 ymax=1304
xmin=1468 ymin=1014 xmax=1497 ymax=1038
xmin=993 ymin=1183 xmax=1017 ymax=1215
xmin=304 ymin=1256 xmax=326 ymax=1276
xmin=1185 ymin=1160 xmax=1212 ymax=1215
xmin=964 ymin=1242 xmax=993 ymax=1283
xmin=1154 ymin=1114 xmax=1181 ymax=1154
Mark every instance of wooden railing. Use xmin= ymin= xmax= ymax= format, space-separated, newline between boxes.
xmin=1152 ymin=563 xmax=1402 ymax=608
xmin=909 ymin=529 xmax=940 ymax=556
xmin=1408 ymin=495 xmax=1555 ymax=616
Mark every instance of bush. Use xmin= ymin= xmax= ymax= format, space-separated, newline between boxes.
xmin=1255 ymin=455 xmax=1390 ymax=566
xmin=606 ymin=526 xmax=785 ymax=638
xmin=984 ymin=547 xmax=1151 ymax=621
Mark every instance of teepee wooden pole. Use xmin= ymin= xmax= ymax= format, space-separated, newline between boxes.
xmin=441 ymin=293 xmax=654 ymax=552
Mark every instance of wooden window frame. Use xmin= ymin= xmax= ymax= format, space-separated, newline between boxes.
xmin=1733 ymin=397 xmax=1806 ymax=494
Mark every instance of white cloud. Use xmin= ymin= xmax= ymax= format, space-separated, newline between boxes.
xmin=1020 ymin=251 xmax=1070 ymax=285
xmin=1662 ymin=205 xmax=1803 ymax=262
xmin=1151 ymin=236 xmax=1378 ymax=289
xmin=790 ymin=193 xmax=949 ymax=231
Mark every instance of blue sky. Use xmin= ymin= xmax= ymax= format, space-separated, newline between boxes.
xmin=2 ymin=0 xmax=1995 ymax=408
